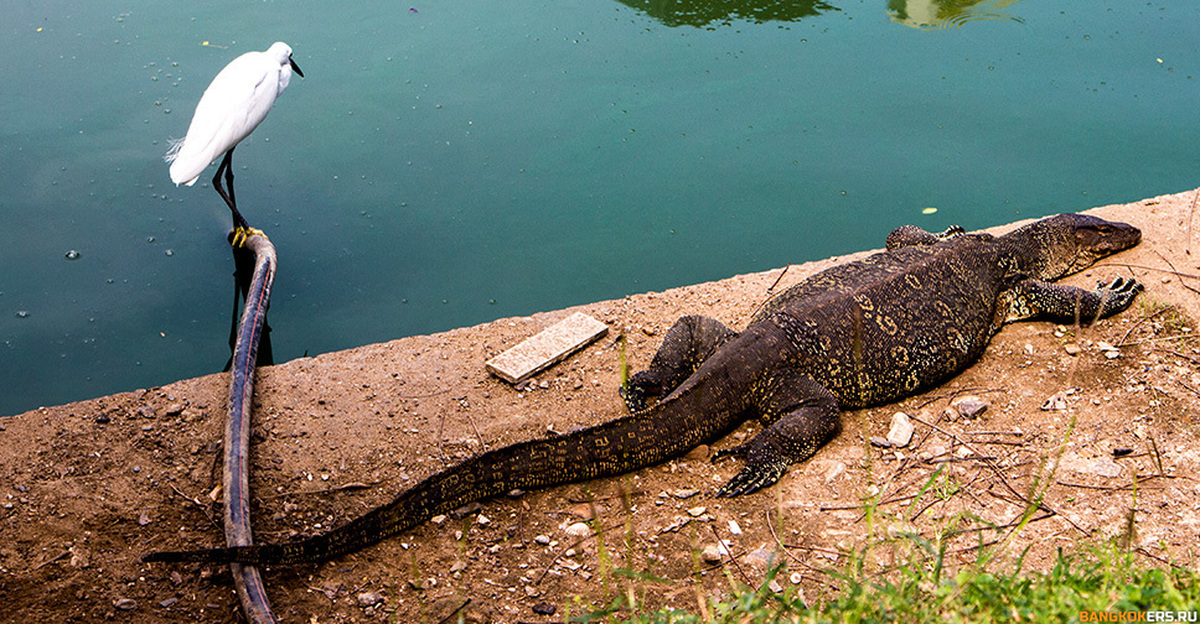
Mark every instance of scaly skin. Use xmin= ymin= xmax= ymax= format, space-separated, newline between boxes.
xmin=143 ymin=213 xmax=1141 ymax=565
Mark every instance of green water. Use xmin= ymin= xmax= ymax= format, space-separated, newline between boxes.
xmin=1 ymin=1 xmax=1197 ymax=416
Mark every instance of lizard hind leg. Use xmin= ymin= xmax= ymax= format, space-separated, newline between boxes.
xmin=621 ymin=315 xmax=737 ymax=413
xmin=714 ymin=371 xmax=840 ymax=497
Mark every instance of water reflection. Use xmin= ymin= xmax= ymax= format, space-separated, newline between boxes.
xmin=615 ymin=0 xmax=1025 ymax=29
xmin=887 ymin=0 xmax=1025 ymax=29
xmin=613 ymin=0 xmax=838 ymax=28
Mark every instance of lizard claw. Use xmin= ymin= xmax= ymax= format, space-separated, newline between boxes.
xmin=710 ymin=443 xmax=748 ymax=464
xmin=939 ymin=225 xmax=966 ymax=240
xmin=715 ymin=459 xmax=788 ymax=498
xmin=618 ymin=383 xmax=649 ymax=414
xmin=1094 ymin=276 xmax=1143 ymax=316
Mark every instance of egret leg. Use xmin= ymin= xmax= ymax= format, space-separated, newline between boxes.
xmin=212 ymin=148 xmax=265 ymax=247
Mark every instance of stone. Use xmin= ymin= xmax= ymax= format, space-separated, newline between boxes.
xmin=951 ymin=395 xmax=988 ymax=419
xmin=356 ymin=591 xmax=385 ymax=607
xmin=485 ymin=313 xmax=608 ymax=383
xmin=1041 ymin=392 xmax=1068 ymax=411
xmin=886 ymin=412 xmax=914 ymax=447
xmin=565 ymin=522 xmax=591 ymax=537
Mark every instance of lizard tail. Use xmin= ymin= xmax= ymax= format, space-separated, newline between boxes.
xmin=143 ymin=407 xmax=704 ymax=566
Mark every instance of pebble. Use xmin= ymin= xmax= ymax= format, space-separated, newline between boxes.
xmin=534 ymin=534 xmax=551 ymax=545
xmin=1087 ymin=458 xmax=1123 ymax=478
xmin=356 ymin=591 xmax=385 ymax=607
xmin=823 ymin=461 xmax=846 ymax=483
xmin=159 ymin=598 xmax=178 ymax=608
xmin=1041 ymin=392 xmax=1068 ymax=411
xmin=686 ymin=506 xmax=707 ymax=517
xmin=727 ymin=520 xmax=742 ymax=535
xmin=672 ymin=488 xmax=700 ymax=499
xmin=886 ymin=412 xmax=914 ymax=447
xmin=701 ymin=544 xmax=723 ymax=563
xmin=113 ymin=597 xmax=137 ymax=610
xmin=532 ymin=603 xmax=557 ymax=616
xmin=451 ymin=502 xmax=484 ymax=519
xmin=1064 ymin=343 xmax=1082 ymax=356
xmin=951 ymin=395 xmax=988 ymax=419
xmin=565 ymin=522 xmax=591 ymax=537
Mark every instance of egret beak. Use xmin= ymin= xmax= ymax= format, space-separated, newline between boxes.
xmin=289 ymin=55 xmax=304 ymax=78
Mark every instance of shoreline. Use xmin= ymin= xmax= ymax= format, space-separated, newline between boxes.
xmin=3 ymin=187 xmax=1198 ymax=622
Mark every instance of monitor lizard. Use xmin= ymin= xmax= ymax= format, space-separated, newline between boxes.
xmin=143 ymin=212 xmax=1142 ymax=565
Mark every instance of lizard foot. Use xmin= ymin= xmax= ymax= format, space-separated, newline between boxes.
xmin=939 ymin=225 xmax=966 ymax=240
xmin=711 ymin=443 xmax=789 ymax=497
xmin=715 ymin=457 xmax=789 ymax=498
xmin=618 ymin=383 xmax=650 ymax=413
xmin=1094 ymin=276 xmax=1143 ymax=316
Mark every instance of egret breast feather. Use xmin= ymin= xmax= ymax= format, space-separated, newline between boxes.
xmin=166 ymin=42 xmax=299 ymax=187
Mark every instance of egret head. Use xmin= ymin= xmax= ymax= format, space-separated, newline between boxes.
xmin=267 ymin=41 xmax=304 ymax=93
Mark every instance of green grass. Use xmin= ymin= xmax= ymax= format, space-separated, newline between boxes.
xmin=562 ymin=445 xmax=1198 ymax=624
xmin=567 ymin=543 xmax=1200 ymax=624
xmin=553 ymin=407 xmax=1200 ymax=624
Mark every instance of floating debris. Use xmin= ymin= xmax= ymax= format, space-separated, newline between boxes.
xmin=64 ymin=250 xmax=80 ymax=260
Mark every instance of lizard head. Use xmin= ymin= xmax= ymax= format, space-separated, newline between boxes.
xmin=1017 ymin=213 xmax=1141 ymax=278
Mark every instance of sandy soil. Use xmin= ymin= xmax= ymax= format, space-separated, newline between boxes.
xmin=2 ymin=189 xmax=1199 ymax=623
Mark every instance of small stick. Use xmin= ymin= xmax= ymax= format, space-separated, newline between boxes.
xmin=708 ymin=523 xmax=753 ymax=588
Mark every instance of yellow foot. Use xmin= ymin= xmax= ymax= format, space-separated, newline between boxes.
xmin=230 ymin=227 xmax=268 ymax=248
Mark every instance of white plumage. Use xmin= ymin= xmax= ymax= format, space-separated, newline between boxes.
xmin=166 ymin=41 xmax=303 ymax=236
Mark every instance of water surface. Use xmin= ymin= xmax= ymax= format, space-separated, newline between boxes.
xmin=1 ymin=0 xmax=1197 ymax=415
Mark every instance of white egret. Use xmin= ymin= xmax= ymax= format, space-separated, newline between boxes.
xmin=166 ymin=41 xmax=304 ymax=244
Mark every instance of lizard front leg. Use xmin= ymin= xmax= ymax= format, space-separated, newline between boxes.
xmin=713 ymin=371 xmax=840 ymax=497
xmin=1002 ymin=276 xmax=1143 ymax=325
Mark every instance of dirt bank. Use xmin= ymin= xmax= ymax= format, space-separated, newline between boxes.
xmin=2 ymin=189 xmax=1199 ymax=623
